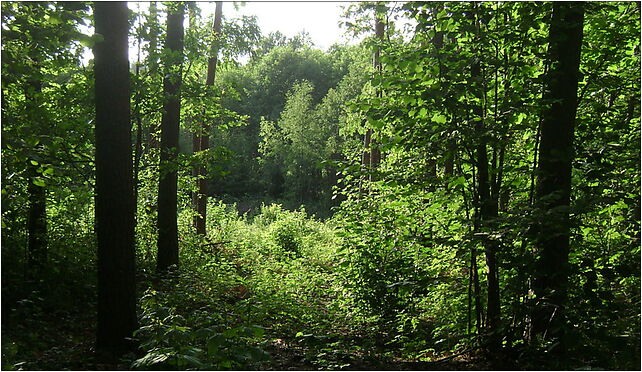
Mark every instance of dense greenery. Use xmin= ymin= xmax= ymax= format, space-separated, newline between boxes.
xmin=1 ymin=1 xmax=640 ymax=370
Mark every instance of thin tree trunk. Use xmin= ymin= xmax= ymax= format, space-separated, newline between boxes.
xmin=531 ymin=2 xmax=584 ymax=351
xmin=363 ymin=6 xmax=385 ymax=182
xmin=93 ymin=1 xmax=138 ymax=355
xmin=432 ymin=7 xmax=456 ymax=186
xmin=362 ymin=130 xmax=372 ymax=168
xmin=27 ymin=161 xmax=47 ymax=275
xmin=470 ymin=2 xmax=501 ymax=342
xmin=457 ymin=155 xmax=481 ymax=334
xmin=133 ymin=13 xmax=143 ymax=224
xmin=193 ymin=1 xmax=222 ymax=236
xmin=472 ymin=244 xmax=483 ymax=332
xmin=25 ymin=78 xmax=47 ymax=278
xmin=469 ymin=148 xmax=483 ymax=332
xmin=444 ymin=141 xmax=455 ymax=182
xmin=157 ymin=3 xmax=185 ymax=273
xmin=467 ymin=249 xmax=473 ymax=335
xmin=369 ymin=9 xmax=384 ymax=170
xmin=147 ymin=1 xmax=161 ymax=149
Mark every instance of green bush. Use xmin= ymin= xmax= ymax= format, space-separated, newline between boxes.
xmin=133 ymin=286 xmax=269 ymax=370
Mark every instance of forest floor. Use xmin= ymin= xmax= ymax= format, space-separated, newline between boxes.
xmin=2 ymin=296 xmax=496 ymax=371
xmin=3 ymin=205 xmax=509 ymax=370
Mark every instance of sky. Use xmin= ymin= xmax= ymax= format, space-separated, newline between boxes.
xmin=202 ymin=1 xmax=352 ymax=50
xmin=80 ymin=2 xmax=357 ymax=64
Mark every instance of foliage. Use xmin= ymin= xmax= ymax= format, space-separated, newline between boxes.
xmin=1 ymin=1 xmax=640 ymax=371
xmin=132 ymin=286 xmax=269 ymax=370
xmin=209 ymin=43 xmax=367 ymax=214
xmin=333 ymin=1 xmax=640 ymax=368
xmin=130 ymin=200 xmax=349 ymax=369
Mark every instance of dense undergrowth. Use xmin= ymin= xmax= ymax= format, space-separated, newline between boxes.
xmin=4 ymin=197 xmax=637 ymax=370
xmin=4 ymin=200 xmax=467 ymax=370
xmin=131 ymin=201 xmax=348 ymax=370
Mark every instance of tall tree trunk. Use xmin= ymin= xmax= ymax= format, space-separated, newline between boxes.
xmin=93 ymin=1 xmax=138 ymax=355
xmin=193 ymin=1 xmax=223 ymax=236
xmin=369 ymin=11 xmax=384 ymax=170
xmin=363 ymin=7 xmax=385 ymax=178
xmin=431 ymin=5 xmax=456 ymax=186
xmin=157 ymin=3 xmax=184 ymax=273
xmin=531 ymin=2 xmax=584 ymax=350
xmin=147 ymin=1 xmax=161 ymax=149
xmin=25 ymin=78 xmax=47 ymax=278
xmin=361 ymin=129 xmax=372 ymax=168
xmin=469 ymin=2 xmax=501 ymax=341
xmin=27 ymin=161 xmax=47 ymax=276
xmin=133 ymin=13 xmax=143 ymax=225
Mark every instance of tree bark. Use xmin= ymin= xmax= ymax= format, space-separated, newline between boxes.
xmin=147 ymin=1 xmax=161 ymax=149
xmin=93 ymin=1 xmax=138 ymax=355
xmin=27 ymin=162 xmax=47 ymax=275
xmin=362 ymin=7 xmax=385 ymax=179
xmin=157 ymin=3 xmax=184 ymax=273
xmin=469 ymin=2 xmax=501 ymax=342
xmin=431 ymin=5 xmax=456 ymax=187
xmin=193 ymin=1 xmax=222 ymax=236
xmin=369 ymin=12 xmax=384 ymax=170
xmin=531 ymin=1 xmax=584 ymax=350
xmin=133 ymin=17 xmax=143 ymax=225
xmin=25 ymin=78 xmax=47 ymax=278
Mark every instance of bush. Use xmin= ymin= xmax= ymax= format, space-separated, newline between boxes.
xmin=133 ymin=285 xmax=269 ymax=370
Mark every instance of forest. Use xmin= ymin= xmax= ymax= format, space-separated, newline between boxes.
xmin=1 ymin=1 xmax=640 ymax=370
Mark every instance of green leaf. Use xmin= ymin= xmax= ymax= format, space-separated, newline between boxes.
xmin=431 ymin=113 xmax=447 ymax=124
xmin=80 ymin=33 xmax=105 ymax=48
xmin=207 ymin=334 xmax=225 ymax=355
xmin=180 ymin=354 xmax=204 ymax=368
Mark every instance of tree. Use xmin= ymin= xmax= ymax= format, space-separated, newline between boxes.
xmin=157 ymin=2 xmax=185 ymax=273
xmin=259 ymin=81 xmax=320 ymax=204
xmin=530 ymin=2 xmax=585 ymax=350
xmin=93 ymin=1 xmax=138 ymax=354
xmin=145 ymin=1 xmax=162 ymax=149
xmin=362 ymin=4 xmax=385 ymax=174
xmin=25 ymin=78 xmax=47 ymax=278
xmin=468 ymin=2 xmax=501 ymax=341
xmin=210 ymin=44 xmax=349 ymax=200
xmin=2 ymin=2 xmax=89 ymax=279
xmin=193 ymin=1 xmax=223 ymax=236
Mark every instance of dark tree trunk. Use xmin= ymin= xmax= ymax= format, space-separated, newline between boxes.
xmin=362 ymin=8 xmax=385 ymax=177
xmin=25 ymin=78 xmax=47 ymax=277
xmin=471 ymin=244 xmax=483 ymax=333
xmin=431 ymin=10 xmax=456 ymax=187
xmin=157 ymin=3 xmax=184 ymax=273
xmin=362 ymin=130 xmax=372 ymax=168
xmin=469 ymin=2 xmax=501 ymax=341
xmin=147 ymin=1 xmax=161 ymax=149
xmin=133 ymin=22 xmax=143 ymax=224
xmin=369 ymin=10 xmax=385 ymax=170
xmin=27 ymin=162 xmax=47 ymax=275
xmin=443 ymin=139 xmax=455 ymax=182
xmin=93 ymin=1 xmax=138 ymax=355
xmin=475 ymin=86 xmax=500 ymax=341
xmin=531 ymin=1 xmax=585 ymax=349
xmin=193 ymin=1 xmax=222 ymax=236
